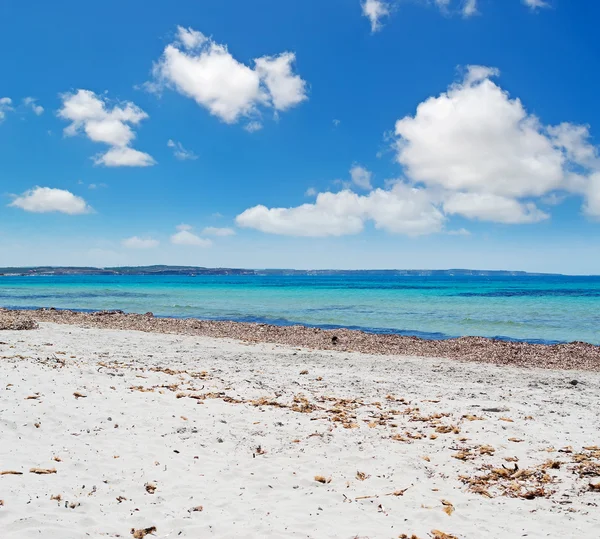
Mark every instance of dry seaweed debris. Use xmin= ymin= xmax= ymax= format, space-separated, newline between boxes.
xmin=315 ymin=475 xmax=332 ymax=484
xmin=0 ymin=313 xmax=38 ymax=331
xmin=30 ymin=467 xmax=57 ymax=475
xmin=460 ymin=462 xmax=555 ymax=499
xmin=430 ymin=531 xmax=459 ymax=539
xmin=13 ymin=307 xmax=600 ymax=372
xmin=571 ymin=447 xmax=600 ymax=478
xmin=441 ymin=499 xmax=455 ymax=516
xmin=131 ymin=527 xmax=157 ymax=538
xmin=1 ymin=470 xmax=23 ymax=475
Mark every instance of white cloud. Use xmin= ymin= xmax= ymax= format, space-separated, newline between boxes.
xmin=349 ymin=165 xmax=373 ymax=190
xmin=255 ymin=53 xmax=307 ymax=111
xmin=94 ymin=147 xmax=156 ymax=167
xmin=9 ymin=187 xmax=92 ymax=215
xmin=239 ymin=65 xmax=600 ymax=237
xmin=393 ymin=65 xmax=600 ymax=221
xmin=201 ymin=226 xmax=236 ymax=237
xmin=23 ymin=97 xmax=44 ymax=115
xmin=0 ymin=97 xmax=13 ymax=121
xmin=362 ymin=0 xmax=390 ymax=32
xmin=170 ymin=224 xmax=212 ymax=247
xmin=236 ymin=183 xmax=444 ymax=237
xmin=523 ymin=0 xmax=549 ymax=9
xmin=547 ymin=123 xmax=599 ymax=169
xmin=176 ymin=26 xmax=208 ymax=49
xmin=150 ymin=26 xmax=307 ymax=125
xmin=244 ymin=121 xmax=263 ymax=133
xmin=443 ymin=192 xmax=549 ymax=224
xmin=462 ymin=0 xmax=478 ymax=17
xmin=390 ymin=65 xmax=597 ymax=224
xmin=167 ymin=139 xmax=198 ymax=160
xmin=446 ymin=228 xmax=471 ymax=236
xmin=583 ymin=173 xmax=600 ymax=219
xmin=122 ymin=236 xmax=159 ymax=249
xmin=305 ymin=187 xmax=317 ymax=197
xmin=58 ymin=89 xmax=155 ymax=167
xmin=395 ymin=65 xmax=566 ymax=199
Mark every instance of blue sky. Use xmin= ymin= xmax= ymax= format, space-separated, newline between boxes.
xmin=1 ymin=0 xmax=600 ymax=273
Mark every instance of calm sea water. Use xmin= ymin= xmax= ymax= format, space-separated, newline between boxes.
xmin=1 ymin=274 xmax=599 ymax=345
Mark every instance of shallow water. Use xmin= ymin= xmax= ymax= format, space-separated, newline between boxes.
xmin=1 ymin=274 xmax=599 ymax=344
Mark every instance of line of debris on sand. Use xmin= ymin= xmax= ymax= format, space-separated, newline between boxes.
xmin=1 ymin=307 xmax=599 ymax=371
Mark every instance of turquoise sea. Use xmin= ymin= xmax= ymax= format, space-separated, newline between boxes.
xmin=1 ymin=274 xmax=599 ymax=345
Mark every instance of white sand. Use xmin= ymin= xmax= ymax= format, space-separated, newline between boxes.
xmin=1 ymin=323 xmax=599 ymax=539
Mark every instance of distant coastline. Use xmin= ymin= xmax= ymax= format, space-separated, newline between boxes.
xmin=0 ymin=265 xmax=564 ymax=277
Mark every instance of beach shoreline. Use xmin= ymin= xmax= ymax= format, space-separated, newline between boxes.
xmin=2 ymin=307 xmax=600 ymax=371
xmin=1 ymin=321 xmax=599 ymax=538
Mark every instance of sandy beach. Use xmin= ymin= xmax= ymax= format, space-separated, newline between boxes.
xmin=1 ymin=320 xmax=600 ymax=538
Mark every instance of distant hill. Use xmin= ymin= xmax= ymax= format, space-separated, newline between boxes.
xmin=0 ymin=266 xmax=560 ymax=277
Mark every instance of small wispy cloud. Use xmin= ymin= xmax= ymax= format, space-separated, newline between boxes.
xmin=23 ymin=97 xmax=44 ymax=115
xmin=523 ymin=0 xmax=549 ymax=10
xmin=0 ymin=97 xmax=13 ymax=121
xmin=362 ymin=0 xmax=390 ymax=33
xmin=167 ymin=139 xmax=198 ymax=160
xmin=349 ymin=164 xmax=373 ymax=190
xmin=244 ymin=121 xmax=263 ymax=133
xmin=170 ymin=224 xmax=212 ymax=247
xmin=446 ymin=228 xmax=471 ymax=236
xmin=122 ymin=236 xmax=159 ymax=249
xmin=201 ymin=226 xmax=236 ymax=237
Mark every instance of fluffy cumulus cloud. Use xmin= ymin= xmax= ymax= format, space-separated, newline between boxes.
xmin=149 ymin=26 xmax=307 ymax=125
xmin=0 ymin=97 xmax=13 ymax=121
xmin=238 ymin=66 xmax=600 ymax=237
xmin=362 ymin=0 xmax=390 ymax=32
xmin=9 ymin=187 xmax=92 ymax=215
xmin=122 ymin=236 xmax=159 ymax=249
xmin=201 ymin=227 xmax=236 ymax=237
xmin=394 ymin=65 xmax=600 ymax=222
xmin=170 ymin=224 xmax=212 ymax=247
xmin=58 ymin=90 xmax=155 ymax=167
xmin=167 ymin=139 xmax=198 ymax=160
xmin=236 ymin=183 xmax=444 ymax=237
xmin=254 ymin=53 xmax=308 ymax=111
xmin=443 ymin=193 xmax=549 ymax=224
